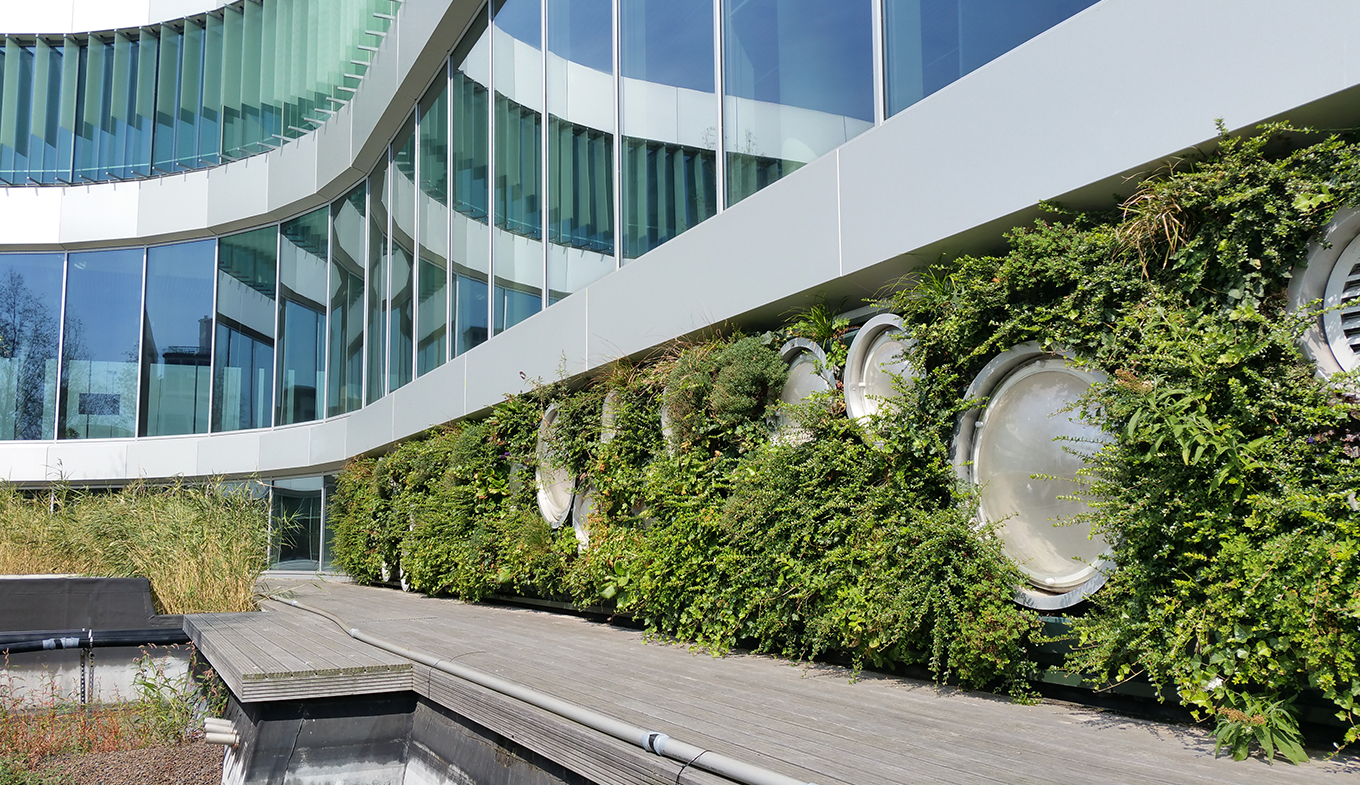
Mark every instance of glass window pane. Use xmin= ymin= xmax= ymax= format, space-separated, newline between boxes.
xmin=199 ymin=13 xmax=223 ymax=167
xmin=322 ymin=474 xmax=339 ymax=571
xmin=278 ymin=207 xmax=328 ymax=426
xmin=417 ymin=79 xmax=449 ymax=374
xmin=884 ymin=0 xmax=1098 ymax=117
xmin=390 ymin=119 xmax=415 ymax=391
xmin=620 ymin=0 xmax=717 ymax=261
xmin=0 ymin=253 xmax=63 ymax=440
xmin=452 ymin=14 xmax=491 ymax=357
xmin=59 ymin=249 xmax=143 ymax=440
xmin=177 ymin=18 xmax=204 ymax=169
xmin=493 ymin=0 xmax=544 ymax=334
xmin=366 ymin=158 xmax=388 ymax=404
xmin=140 ymin=240 xmax=214 ymax=437
xmin=329 ymin=182 xmax=365 ymax=417
xmin=546 ymin=0 xmax=615 ymax=301
xmin=153 ymin=24 xmax=182 ymax=174
xmin=723 ymin=0 xmax=873 ymax=206
xmin=271 ymin=476 xmax=322 ymax=571
xmin=213 ymin=226 xmax=276 ymax=432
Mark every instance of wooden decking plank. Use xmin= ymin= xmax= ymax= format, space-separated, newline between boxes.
xmin=185 ymin=580 xmax=1357 ymax=785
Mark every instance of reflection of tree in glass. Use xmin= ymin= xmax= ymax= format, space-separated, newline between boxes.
xmin=0 ymin=269 xmax=63 ymax=439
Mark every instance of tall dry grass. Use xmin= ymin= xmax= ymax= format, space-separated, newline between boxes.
xmin=0 ymin=480 xmax=269 ymax=614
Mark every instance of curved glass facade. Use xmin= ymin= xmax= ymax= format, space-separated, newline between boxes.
xmin=0 ymin=0 xmax=1100 ymax=445
xmin=0 ymin=0 xmax=400 ymax=185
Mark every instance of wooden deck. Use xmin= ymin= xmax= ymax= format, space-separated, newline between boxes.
xmin=185 ymin=578 xmax=1357 ymax=785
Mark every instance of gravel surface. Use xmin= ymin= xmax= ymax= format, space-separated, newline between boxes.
xmin=42 ymin=742 xmax=222 ymax=785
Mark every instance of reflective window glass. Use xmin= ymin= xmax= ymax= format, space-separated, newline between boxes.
xmin=547 ymin=0 xmax=615 ymax=300
xmin=271 ymin=476 xmax=323 ymax=571
xmin=417 ymin=80 xmax=449 ymax=375
xmin=0 ymin=254 xmax=63 ymax=440
xmin=213 ymin=226 xmax=276 ymax=432
xmin=366 ymin=159 xmax=389 ymax=404
xmin=620 ymin=0 xmax=717 ymax=260
xmin=329 ymin=183 xmax=365 ymax=417
xmin=390 ymin=119 xmax=416 ymax=391
xmin=884 ymin=0 xmax=1097 ymax=117
xmin=277 ymin=208 xmax=328 ymax=425
xmin=140 ymin=240 xmax=214 ymax=437
xmin=59 ymin=249 xmax=143 ymax=439
xmin=452 ymin=15 xmax=492 ymax=357
xmin=723 ymin=0 xmax=873 ymax=206
xmin=493 ymin=0 xmax=544 ymax=333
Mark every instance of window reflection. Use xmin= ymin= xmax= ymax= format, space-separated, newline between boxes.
xmin=884 ymin=0 xmax=1098 ymax=117
xmin=59 ymin=249 xmax=144 ymax=440
xmin=620 ymin=0 xmax=717 ymax=260
xmin=329 ymin=184 xmax=366 ymax=417
xmin=213 ymin=226 xmax=276 ymax=433
xmin=140 ymin=240 xmax=214 ymax=437
xmin=452 ymin=13 xmax=492 ymax=357
xmin=723 ymin=0 xmax=873 ymax=206
xmin=546 ymin=0 xmax=616 ymax=301
xmin=390 ymin=119 xmax=417 ymax=391
xmin=367 ymin=160 xmax=389 ymax=404
xmin=271 ymin=476 xmax=323 ymax=571
xmin=493 ymin=0 xmax=545 ymax=333
xmin=417 ymin=79 xmax=450 ymax=375
xmin=277 ymin=208 xmax=328 ymax=425
xmin=0 ymin=254 xmax=63 ymax=440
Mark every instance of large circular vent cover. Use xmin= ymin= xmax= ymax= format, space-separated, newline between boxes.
xmin=773 ymin=339 xmax=834 ymax=444
xmin=1291 ymin=207 xmax=1360 ymax=377
xmin=844 ymin=314 xmax=914 ymax=423
xmin=535 ymin=404 xmax=575 ymax=527
xmin=954 ymin=343 xmax=1111 ymax=610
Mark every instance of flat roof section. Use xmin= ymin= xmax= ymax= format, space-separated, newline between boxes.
xmin=185 ymin=578 xmax=1359 ymax=785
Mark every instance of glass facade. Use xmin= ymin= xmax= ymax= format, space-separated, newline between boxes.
xmin=59 ymin=249 xmax=143 ymax=439
xmin=213 ymin=226 xmax=277 ymax=433
xmin=141 ymin=240 xmax=214 ymax=437
xmin=619 ymin=0 xmax=717 ymax=260
xmin=492 ymin=0 xmax=544 ymax=333
xmin=883 ymin=0 xmax=1098 ymax=117
xmin=0 ymin=254 xmax=62 ymax=440
xmin=0 ymin=0 xmax=1106 ymax=571
xmin=723 ymin=0 xmax=874 ymax=206
xmin=329 ymin=183 xmax=366 ymax=417
xmin=277 ymin=208 xmax=328 ymax=425
xmin=0 ymin=0 xmax=400 ymax=185
xmin=0 ymin=0 xmax=1097 ymax=445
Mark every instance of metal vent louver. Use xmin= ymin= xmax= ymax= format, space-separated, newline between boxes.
xmin=1323 ymin=252 xmax=1360 ymax=372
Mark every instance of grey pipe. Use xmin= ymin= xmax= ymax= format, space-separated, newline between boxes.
xmin=273 ymin=597 xmax=817 ymax=785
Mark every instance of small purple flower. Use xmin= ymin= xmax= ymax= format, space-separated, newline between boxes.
xmin=1307 ymin=436 xmax=1315 ymax=444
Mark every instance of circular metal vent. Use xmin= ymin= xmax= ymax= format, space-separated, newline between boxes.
xmin=571 ymin=484 xmax=595 ymax=549
xmin=843 ymin=314 xmax=914 ymax=423
xmin=535 ymin=404 xmax=575 ymax=527
xmin=773 ymin=339 xmax=834 ymax=444
xmin=1290 ymin=207 xmax=1360 ymax=377
xmin=953 ymin=343 xmax=1111 ymax=610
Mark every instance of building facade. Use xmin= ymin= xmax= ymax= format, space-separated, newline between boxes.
xmin=0 ymin=0 xmax=1357 ymax=570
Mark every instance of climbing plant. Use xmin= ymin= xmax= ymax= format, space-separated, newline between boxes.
xmin=329 ymin=125 xmax=1360 ymax=755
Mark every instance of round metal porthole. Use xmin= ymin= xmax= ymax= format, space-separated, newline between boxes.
xmin=773 ymin=339 xmax=835 ymax=444
xmin=571 ymin=484 xmax=595 ymax=549
xmin=843 ymin=314 xmax=914 ymax=423
xmin=953 ymin=343 xmax=1112 ymax=610
xmin=535 ymin=404 xmax=575 ymax=528
xmin=1291 ymin=207 xmax=1360 ymax=378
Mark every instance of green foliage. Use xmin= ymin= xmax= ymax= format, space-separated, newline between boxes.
xmin=894 ymin=124 xmax=1360 ymax=752
xmin=328 ymin=125 xmax=1360 ymax=750
xmin=1214 ymin=692 xmax=1309 ymax=764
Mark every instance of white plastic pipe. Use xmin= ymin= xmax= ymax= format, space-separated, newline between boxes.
xmin=205 ymin=731 xmax=239 ymax=747
xmin=273 ymin=598 xmax=817 ymax=785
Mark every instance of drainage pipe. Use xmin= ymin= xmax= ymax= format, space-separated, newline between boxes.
xmin=272 ymin=597 xmax=818 ymax=785
xmin=0 ymin=628 xmax=189 ymax=655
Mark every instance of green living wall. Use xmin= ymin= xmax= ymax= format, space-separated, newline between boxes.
xmin=329 ymin=126 xmax=1360 ymax=758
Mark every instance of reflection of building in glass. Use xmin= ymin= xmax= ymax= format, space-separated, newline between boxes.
xmin=1 ymin=0 xmax=1339 ymax=571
